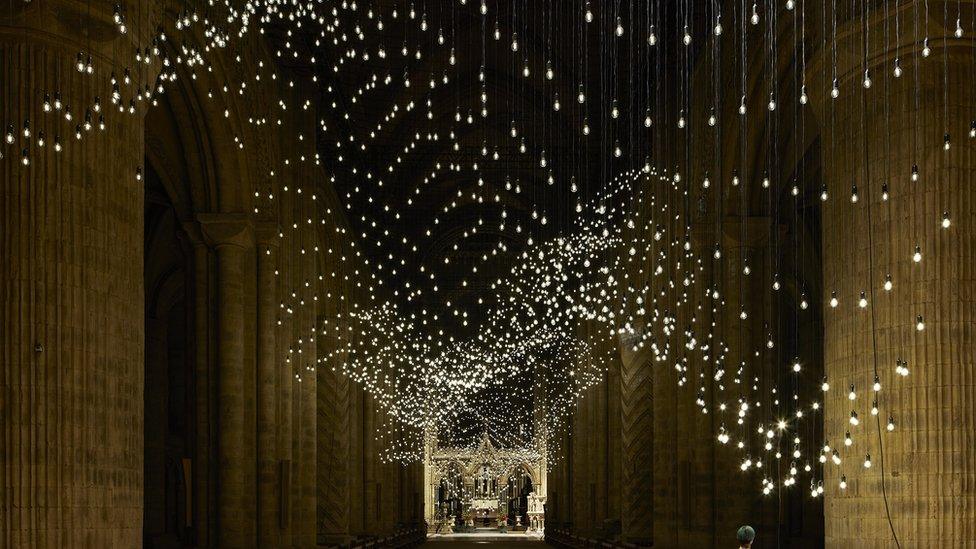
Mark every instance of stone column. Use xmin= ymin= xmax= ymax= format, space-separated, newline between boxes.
xmin=809 ymin=6 xmax=976 ymax=547
xmin=617 ymin=339 xmax=654 ymax=546
xmin=199 ymin=213 xmax=253 ymax=548
xmin=1 ymin=2 xmax=156 ymax=546
xmin=190 ymin=238 xmax=214 ymax=548
xmin=256 ymin=224 xmax=281 ymax=547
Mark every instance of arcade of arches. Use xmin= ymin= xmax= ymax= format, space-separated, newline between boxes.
xmin=2 ymin=1 xmax=976 ymax=549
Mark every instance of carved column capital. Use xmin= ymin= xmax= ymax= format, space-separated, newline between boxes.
xmin=197 ymin=212 xmax=254 ymax=250
xmin=255 ymin=222 xmax=282 ymax=249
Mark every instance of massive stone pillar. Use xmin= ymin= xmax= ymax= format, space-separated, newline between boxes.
xmin=810 ymin=6 xmax=976 ymax=547
xmin=257 ymin=224 xmax=281 ymax=547
xmin=199 ymin=214 xmax=253 ymax=548
xmin=0 ymin=3 xmax=155 ymax=546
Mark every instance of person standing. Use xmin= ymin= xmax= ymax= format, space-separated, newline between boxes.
xmin=737 ymin=525 xmax=756 ymax=548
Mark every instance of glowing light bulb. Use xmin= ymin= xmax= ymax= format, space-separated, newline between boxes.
xmin=849 ymin=384 xmax=857 ymax=400
xmin=821 ymin=377 xmax=830 ymax=392
xmin=839 ymin=476 xmax=847 ymax=490
xmin=884 ymin=274 xmax=893 ymax=291
xmin=858 ymin=291 xmax=868 ymax=308
xmin=863 ymin=454 xmax=872 ymax=468
xmin=831 ymin=78 xmax=840 ymax=98
xmin=942 ymin=211 xmax=951 ymax=229
xmin=913 ymin=245 xmax=922 ymax=263
xmin=829 ymin=291 xmax=838 ymax=308
xmin=648 ymin=26 xmax=657 ymax=45
xmin=916 ymin=315 xmax=925 ymax=331
xmin=844 ymin=432 xmax=853 ymax=446
xmin=894 ymin=58 xmax=903 ymax=77
xmin=850 ymin=410 xmax=859 ymax=426
xmin=616 ymin=17 xmax=625 ymax=37
xmin=887 ymin=417 xmax=895 ymax=431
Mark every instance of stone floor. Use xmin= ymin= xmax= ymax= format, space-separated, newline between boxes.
xmin=425 ymin=530 xmax=545 ymax=547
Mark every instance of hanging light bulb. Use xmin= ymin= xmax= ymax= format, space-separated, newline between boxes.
xmin=884 ymin=274 xmax=893 ymax=291
xmin=922 ymin=37 xmax=930 ymax=57
xmin=850 ymin=185 xmax=859 ymax=203
xmin=582 ymin=117 xmax=590 ymax=135
xmin=714 ymin=14 xmax=723 ymax=35
xmin=887 ymin=417 xmax=896 ymax=431
xmin=913 ymin=245 xmax=922 ymax=263
xmin=645 ymin=109 xmax=653 ymax=127
xmin=881 ymin=183 xmax=889 ymax=201
xmin=831 ymin=77 xmax=840 ymax=99
xmin=829 ymin=291 xmax=838 ymax=308
xmin=916 ymin=315 xmax=925 ymax=331
xmin=821 ymin=376 xmax=830 ymax=392
xmin=849 ymin=384 xmax=857 ymax=400
xmin=648 ymin=25 xmax=657 ymax=45
xmin=862 ymin=69 xmax=872 ymax=88
xmin=942 ymin=211 xmax=951 ymax=228
xmin=616 ymin=17 xmax=625 ymax=37
xmin=511 ymin=32 xmax=519 ymax=51
xmin=611 ymin=99 xmax=619 ymax=119
xmin=799 ymin=84 xmax=808 ymax=105
xmin=750 ymin=2 xmax=760 ymax=24
xmin=839 ymin=476 xmax=848 ymax=490
xmin=894 ymin=58 xmax=903 ymax=78
xmin=682 ymin=25 xmax=691 ymax=45
xmin=844 ymin=431 xmax=853 ymax=446
xmin=858 ymin=291 xmax=868 ymax=308
xmin=871 ymin=400 xmax=880 ymax=416
xmin=553 ymin=93 xmax=561 ymax=111
xmin=585 ymin=2 xmax=593 ymax=23
xmin=577 ymin=84 xmax=586 ymax=104
xmin=613 ymin=141 xmax=622 ymax=157
xmin=767 ymin=93 xmax=776 ymax=111
xmin=850 ymin=410 xmax=860 ymax=426
xmin=546 ymin=60 xmax=554 ymax=80
xmin=970 ymin=120 xmax=976 ymax=138
xmin=820 ymin=184 xmax=829 ymax=201
xmin=873 ymin=375 xmax=882 ymax=392
xmin=911 ymin=163 xmax=920 ymax=181
xmin=863 ymin=454 xmax=872 ymax=468
xmin=944 ymin=133 xmax=951 ymax=150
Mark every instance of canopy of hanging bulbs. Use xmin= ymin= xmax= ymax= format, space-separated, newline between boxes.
xmin=7 ymin=0 xmax=971 ymax=499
